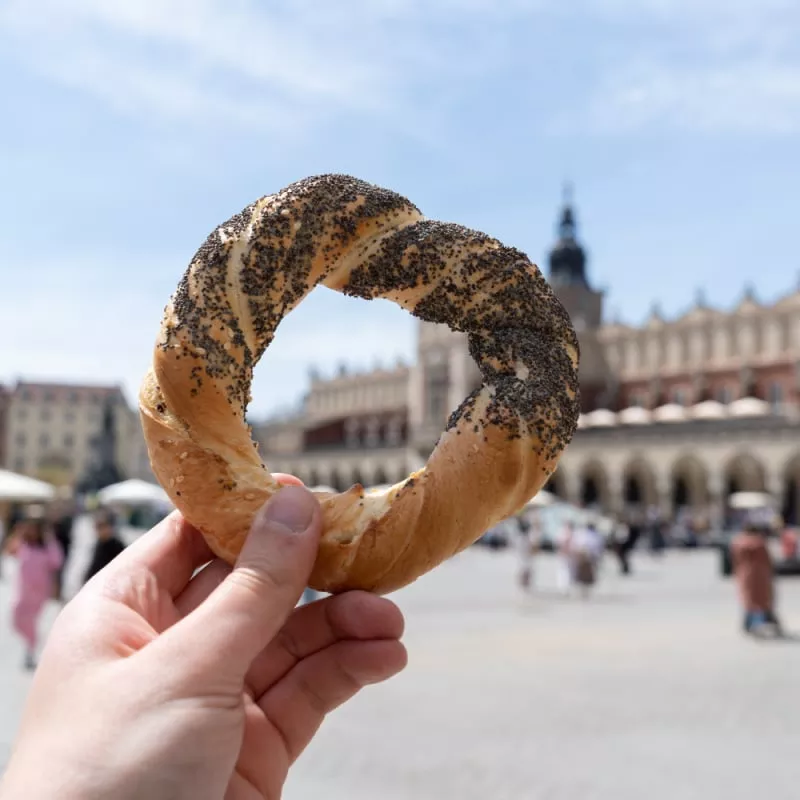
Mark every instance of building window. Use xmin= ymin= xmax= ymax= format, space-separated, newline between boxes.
xmin=386 ymin=417 xmax=403 ymax=446
xmin=426 ymin=362 xmax=450 ymax=424
xmin=768 ymin=382 xmax=783 ymax=407
xmin=64 ymin=410 xmax=76 ymax=423
xmin=64 ymin=434 xmax=74 ymax=448
xmin=428 ymin=390 xmax=447 ymax=422
xmin=16 ymin=408 xmax=27 ymax=421
xmin=40 ymin=408 xmax=51 ymax=422
xmin=672 ymin=388 xmax=686 ymax=406
xmin=39 ymin=433 xmax=50 ymax=449
xmin=69 ymin=391 xmax=79 ymax=404
xmin=14 ymin=457 xmax=25 ymax=473
xmin=716 ymin=386 xmax=733 ymax=404
xmin=15 ymin=432 xmax=26 ymax=447
xmin=344 ymin=418 xmax=360 ymax=448
xmin=44 ymin=390 xmax=55 ymax=402
xmin=365 ymin=417 xmax=381 ymax=448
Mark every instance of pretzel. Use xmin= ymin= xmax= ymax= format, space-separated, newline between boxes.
xmin=139 ymin=175 xmax=579 ymax=594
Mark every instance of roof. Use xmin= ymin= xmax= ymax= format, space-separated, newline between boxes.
xmin=11 ymin=381 xmax=126 ymax=404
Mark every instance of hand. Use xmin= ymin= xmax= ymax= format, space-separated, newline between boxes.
xmin=0 ymin=478 xmax=407 ymax=799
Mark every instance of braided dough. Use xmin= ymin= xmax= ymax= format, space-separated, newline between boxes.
xmin=139 ymin=175 xmax=579 ymax=594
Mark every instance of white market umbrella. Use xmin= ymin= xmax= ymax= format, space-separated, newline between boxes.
xmin=527 ymin=489 xmax=557 ymax=508
xmin=729 ymin=397 xmax=770 ymax=418
xmin=653 ymin=403 xmax=687 ymax=423
xmin=97 ymin=479 xmax=172 ymax=507
xmin=618 ymin=406 xmax=652 ymax=425
xmin=0 ymin=469 xmax=56 ymax=503
xmin=729 ymin=491 xmax=775 ymax=510
xmin=583 ymin=409 xmax=617 ymax=427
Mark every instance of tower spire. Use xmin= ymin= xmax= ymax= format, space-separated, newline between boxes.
xmin=548 ymin=181 xmax=586 ymax=287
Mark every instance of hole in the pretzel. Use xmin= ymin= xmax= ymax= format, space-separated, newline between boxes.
xmin=250 ymin=289 xmax=423 ymax=494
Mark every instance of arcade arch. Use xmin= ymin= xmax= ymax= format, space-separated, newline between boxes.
xmin=722 ymin=452 xmax=766 ymax=500
xmin=670 ymin=454 xmax=710 ymax=511
xmin=621 ymin=457 xmax=658 ymax=509
xmin=578 ymin=460 xmax=610 ymax=511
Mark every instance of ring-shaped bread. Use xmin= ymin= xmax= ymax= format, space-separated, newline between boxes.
xmin=139 ymin=174 xmax=580 ymax=594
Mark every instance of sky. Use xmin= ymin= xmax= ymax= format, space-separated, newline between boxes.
xmin=1 ymin=0 xmax=798 ymax=418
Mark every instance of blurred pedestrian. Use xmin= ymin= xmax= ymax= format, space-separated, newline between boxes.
xmin=571 ymin=522 xmax=604 ymax=599
xmin=557 ymin=522 xmax=575 ymax=594
xmin=610 ymin=519 xmax=633 ymax=575
xmin=731 ymin=515 xmax=782 ymax=636
xmin=3 ymin=516 xmax=64 ymax=670
xmin=50 ymin=506 xmax=75 ymax=602
xmin=647 ymin=506 xmax=666 ymax=556
xmin=83 ymin=509 xmax=126 ymax=585
xmin=516 ymin=510 xmax=538 ymax=593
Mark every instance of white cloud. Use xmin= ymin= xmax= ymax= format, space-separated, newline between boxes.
xmin=2 ymin=0 xmax=798 ymax=138
xmin=580 ymin=60 xmax=800 ymax=134
xmin=548 ymin=0 xmax=800 ymax=134
xmin=0 ymin=0 xmax=536 ymax=141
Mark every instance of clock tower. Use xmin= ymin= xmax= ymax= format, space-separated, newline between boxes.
xmin=547 ymin=184 xmax=614 ymax=411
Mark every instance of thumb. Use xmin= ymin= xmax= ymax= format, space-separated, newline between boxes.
xmin=170 ymin=485 xmax=321 ymax=678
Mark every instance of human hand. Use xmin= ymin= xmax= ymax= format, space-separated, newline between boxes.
xmin=0 ymin=478 xmax=407 ymax=799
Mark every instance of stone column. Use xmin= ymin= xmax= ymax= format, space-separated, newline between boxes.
xmin=606 ymin=471 xmax=624 ymax=517
xmin=344 ymin=418 xmax=360 ymax=449
xmin=655 ymin=471 xmax=672 ymax=519
xmin=559 ymin=469 xmax=580 ymax=507
xmin=707 ymin=471 xmax=725 ymax=532
xmin=364 ymin=417 xmax=380 ymax=448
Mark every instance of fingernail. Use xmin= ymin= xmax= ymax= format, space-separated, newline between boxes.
xmin=261 ymin=485 xmax=316 ymax=533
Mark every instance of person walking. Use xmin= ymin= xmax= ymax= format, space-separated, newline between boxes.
xmin=83 ymin=510 xmax=127 ymax=585
xmin=556 ymin=522 xmax=576 ymax=595
xmin=571 ymin=522 xmax=604 ymax=599
xmin=731 ymin=514 xmax=782 ymax=636
xmin=50 ymin=506 xmax=75 ymax=602
xmin=3 ymin=516 xmax=64 ymax=669
xmin=515 ymin=510 xmax=539 ymax=593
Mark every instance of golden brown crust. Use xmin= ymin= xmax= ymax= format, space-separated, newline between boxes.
xmin=139 ymin=174 xmax=579 ymax=594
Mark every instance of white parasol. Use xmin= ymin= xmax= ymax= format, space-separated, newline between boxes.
xmin=0 ymin=470 xmax=56 ymax=503
xmin=526 ymin=489 xmax=557 ymax=508
xmin=97 ymin=479 xmax=172 ymax=507
xmin=728 ymin=491 xmax=775 ymax=510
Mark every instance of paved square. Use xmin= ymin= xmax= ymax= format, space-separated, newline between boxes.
xmin=2 ymin=524 xmax=799 ymax=799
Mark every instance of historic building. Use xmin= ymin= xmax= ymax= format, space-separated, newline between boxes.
xmin=250 ymin=190 xmax=799 ymax=525
xmin=259 ymin=362 xmax=413 ymax=489
xmin=2 ymin=381 xmax=153 ymax=486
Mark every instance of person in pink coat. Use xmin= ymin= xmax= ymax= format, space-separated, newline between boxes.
xmin=4 ymin=516 xmax=64 ymax=670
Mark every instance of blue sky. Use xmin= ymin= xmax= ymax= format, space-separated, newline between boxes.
xmin=1 ymin=0 xmax=798 ymax=417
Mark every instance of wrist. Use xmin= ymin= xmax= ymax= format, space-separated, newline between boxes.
xmin=0 ymin=746 xmax=117 ymax=800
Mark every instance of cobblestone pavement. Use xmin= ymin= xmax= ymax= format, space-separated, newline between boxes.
xmin=2 ymin=526 xmax=800 ymax=799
